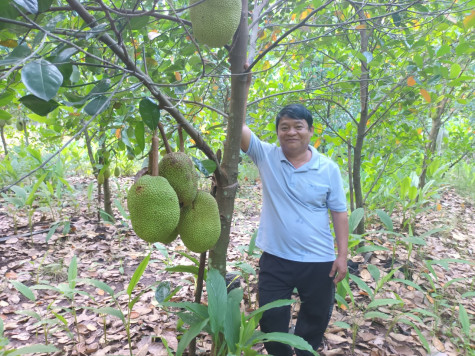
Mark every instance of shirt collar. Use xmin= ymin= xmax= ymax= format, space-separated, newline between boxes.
xmin=278 ymin=145 xmax=321 ymax=170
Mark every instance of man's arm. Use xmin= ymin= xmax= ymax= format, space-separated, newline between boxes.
xmin=241 ymin=64 xmax=252 ymax=152
xmin=329 ymin=210 xmax=349 ymax=285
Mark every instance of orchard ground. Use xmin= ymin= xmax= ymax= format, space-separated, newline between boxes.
xmin=0 ymin=175 xmax=474 ymax=355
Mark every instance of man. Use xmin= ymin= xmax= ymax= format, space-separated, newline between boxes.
xmin=241 ymin=103 xmax=349 ymax=355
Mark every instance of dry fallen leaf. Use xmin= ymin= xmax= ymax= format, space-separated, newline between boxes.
xmin=325 ymin=333 xmax=349 ymax=344
xmin=432 ymin=336 xmax=446 ymax=352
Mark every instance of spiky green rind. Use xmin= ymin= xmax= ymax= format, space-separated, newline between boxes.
xmin=189 ymin=0 xmax=242 ymax=48
xmin=127 ymin=175 xmax=180 ymax=243
xmin=159 ymin=152 xmax=198 ymax=207
xmin=177 ymin=191 xmax=221 ymax=253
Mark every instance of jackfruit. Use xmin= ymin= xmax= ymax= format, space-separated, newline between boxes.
xmin=162 ymin=227 xmax=179 ymax=245
xmin=189 ymin=0 xmax=242 ymax=48
xmin=16 ymin=121 xmax=24 ymax=131
xmin=159 ymin=152 xmax=198 ymax=206
xmin=114 ymin=166 xmax=120 ymax=177
xmin=127 ymin=175 xmax=180 ymax=243
xmin=104 ymin=167 xmax=111 ymax=179
xmin=97 ymin=171 xmax=105 ymax=184
xmin=177 ymin=191 xmax=221 ymax=253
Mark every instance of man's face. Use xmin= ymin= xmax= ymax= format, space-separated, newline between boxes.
xmin=277 ymin=116 xmax=314 ymax=155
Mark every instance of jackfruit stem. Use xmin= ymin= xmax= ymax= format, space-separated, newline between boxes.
xmin=158 ymin=122 xmax=172 ymax=154
xmin=151 ymin=134 xmax=159 ymax=176
xmin=178 ymin=126 xmax=185 ymax=153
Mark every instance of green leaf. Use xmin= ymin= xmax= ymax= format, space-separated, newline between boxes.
xmin=247 ymin=299 xmax=295 ymax=321
xmin=333 ymin=321 xmax=351 ymax=329
xmin=10 ymin=280 xmax=35 ymax=301
xmin=206 ymin=269 xmax=227 ymax=335
xmin=0 ymin=44 xmax=31 ymax=66
xmin=162 ymin=301 xmax=209 ymax=319
xmin=413 ymin=54 xmax=423 ymax=67
xmin=459 ymin=304 xmax=470 ymax=337
xmin=84 ymin=96 xmax=110 ymax=116
xmin=392 ymin=12 xmax=401 ymax=26
xmin=223 ymin=288 xmax=243 ymax=352
xmin=375 ymin=209 xmax=393 ymax=231
xmin=139 ymin=98 xmax=160 ymax=130
xmin=349 ymin=274 xmax=373 ymax=299
xmin=135 ymin=121 xmax=145 ymax=151
xmin=348 ymin=207 xmax=364 ymax=233
xmin=367 ymin=264 xmax=380 ymax=282
xmin=455 ymin=42 xmax=471 ymax=55
xmin=95 ymin=307 xmax=125 ymax=324
xmin=155 ymin=281 xmax=171 ymax=303
xmin=449 ymin=63 xmax=461 ymax=79
xmin=0 ymin=109 xmax=12 ymax=120
xmin=252 ymin=332 xmax=317 ymax=354
xmin=0 ymin=317 xmax=4 ymax=336
xmin=82 ymin=278 xmax=115 ymax=298
xmin=364 ymin=311 xmax=391 ymax=320
xmin=462 ymin=291 xmax=475 ymax=298
xmin=436 ymin=44 xmax=451 ymax=57
xmin=13 ymin=0 xmax=38 ymax=14
xmin=53 ymin=47 xmax=78 ymax=63
xmin=16 ymin=310 xmax=41 ymax=320
xmin=367 ymin=298 xmax=403 ymax=309
xmin=176 ymin=318 xmax=209 ymax=356
xmin=128 ymin=16 xmax=150 ymax=30
xmin=355 ymin=245 xmax=389 ymax=254
xmin=398 ymin=318 xmax=430 ymax=353
xmin=0 ymin=89 xmax=15 ymax=106
xmin=68 ymin=255 xmax=78 ymax=289
xmin=200 ymin=159 xmax=217 ymax=175
xmin=9 ymin=344 xmax=58 ymax=355
xmin=20 ymin=95 xmax=59 ymax=116
xmin=25 ymin=172 xmax=47 ymax=206
xmin=21 ymin=59 xmax=62 ymax=101
xmin=334 ymin=293 xmax=349 ymax=309
xmin=392 ymin=278 xmax=423 ymax=292
xmin=192 ymin=157 xmax=215 ymax=177
xmin=127 ymin=253 xmax=150 ymax=297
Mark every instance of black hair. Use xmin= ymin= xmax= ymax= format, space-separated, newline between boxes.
xmin=275 ymin=104 xmax=313 ymax=130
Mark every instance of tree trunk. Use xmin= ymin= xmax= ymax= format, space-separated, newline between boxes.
xmin=352 ymin=9 xmax=370 ymax=235
xmin=348 ymin=141 xmax=354 ymax=212
xmin=103 ymin=177 xmax=114 ymax=220
xmin=0 ymin=127 xmax=8 ymax=156
xmin=419 ymin=100 xmax=446 ymax=189
xmin=23 ymin=121 xmax=29 ymax=146
xmin=209 ymin=0 xmax=249 ymax=275
xmin=83 ymin=125 xmax=96 ymax=172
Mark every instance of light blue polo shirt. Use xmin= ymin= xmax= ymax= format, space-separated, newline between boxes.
xmin=246 ymin=132 xmax=347 ymax=262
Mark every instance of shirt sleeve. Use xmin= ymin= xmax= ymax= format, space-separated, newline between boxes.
xmin=245 ymin=131 xmax=272 ymax=166
xmin=327 ymin=162 xmax=348 ymax=212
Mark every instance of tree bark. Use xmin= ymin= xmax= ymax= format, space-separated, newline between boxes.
xmin=0 ymin=127 xmax=8 ymax=156
xmin=103 ymin=177 xmax=113 ymax=219
xmin=352 ymin=7 xmax=370 ymax=235
xmin=83 ymin=125 xmax=96 ymax=172
xmin=209 ymin=0 xmax=249 ymax=275
xmin=348 ymin=141 xmax=354 ymax=212
xmin=419 ymin=99 xmax=446 ymax=190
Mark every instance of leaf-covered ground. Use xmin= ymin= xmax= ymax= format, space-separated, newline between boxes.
xmin=0 ymin=177 xmax=474 ymax=355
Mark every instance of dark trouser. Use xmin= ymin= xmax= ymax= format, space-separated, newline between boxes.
xmin=258 ymin=252 xmax=335 ymax=356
